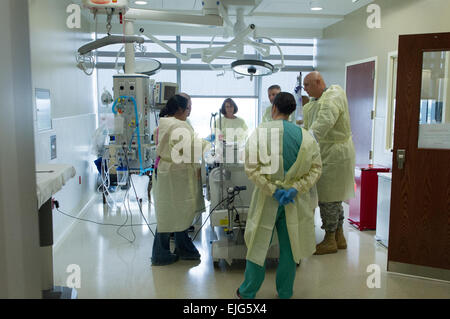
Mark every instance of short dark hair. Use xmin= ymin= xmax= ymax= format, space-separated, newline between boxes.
xmin=164 ymin=94 xmax=189 ymax=116
xmin=159 ymin=106 xmax=169 ymax=118
xmin=273 ymin=92 xmax=296 ymax=115
xmin=268 ymin=85 xmax=281 ymax=92
xmin=220 ymin=98 xmax=238 ymax=115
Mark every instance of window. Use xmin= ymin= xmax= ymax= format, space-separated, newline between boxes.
xmin=94 ymin=35 xmax=316 ymax=128
xmin=418 ymin=51 xmax=450 ymax=150
xmin=181 ymin=70 xmax=255 ymax=97
xmin=190 ymin=98 xmax=257 ymax=138
xmin=150 ymin=69 xmax=177 ymax=83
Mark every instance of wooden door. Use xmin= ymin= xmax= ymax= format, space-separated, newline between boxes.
xmin=346 ymin=61 xmax=376 ymax=166
xmin=389 ymin=32 xmax=450 ymax=281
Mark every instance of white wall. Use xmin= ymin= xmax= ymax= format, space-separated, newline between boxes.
xmin=0 ymin=0 xmax=42 ymax=298
xmin=317 ymin=0 xmax=450 ymax=167
xmin=29 ymin=0 xmax=98 ymax=245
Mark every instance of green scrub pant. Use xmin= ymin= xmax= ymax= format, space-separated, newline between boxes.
xmin=239 ymin=206 xmax=297 ymax=299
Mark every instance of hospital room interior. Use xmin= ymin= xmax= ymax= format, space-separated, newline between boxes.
xmin=2 ymin=0 xmax=450 ymax=299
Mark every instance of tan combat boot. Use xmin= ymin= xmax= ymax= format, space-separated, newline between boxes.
xmin=335 ymin=225 xmax=347 ymax=249
xmin=314 ymin=231 xmax=338 ymax=255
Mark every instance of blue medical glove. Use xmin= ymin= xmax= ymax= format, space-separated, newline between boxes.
xmin=204 ymin=134 xmax=216 ymax=142
xmin=280 ymin=188 xmax=298 ymax=205
xmin=273 ymin=189 xmax=287 ymax=205
xmin=279 ymin=195 xmax=292 ymax=206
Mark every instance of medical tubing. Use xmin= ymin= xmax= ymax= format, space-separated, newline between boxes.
xmin=112 ymin=96 xmax=146 ymax=175
xmin=114 ymin=45 xmax=125 ymax=73
xmin=123 ymin=144 xmax=156 ymax=237
xmin=99 ymin=156 xmax=119 ymax=210
xmin=102 ymin=166 xmax=117 ymax=208
xmin=112 ymin=98 xmax=119 ymax=114
xmin=130 ymin=96 xmax=145 ymax=175
xmin=115 ymin=182 xmax=135 ymax=243
xmin=128 ymin=170 xmax=154 ymax=237
xmin=192 ymin=195 xmax=236 ymax=241
xmin=118 ymin=185 xmax=137 ymax=243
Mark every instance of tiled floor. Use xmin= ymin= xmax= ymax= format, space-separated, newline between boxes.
xmin=53 ymin=192 xmax=450 ymax=299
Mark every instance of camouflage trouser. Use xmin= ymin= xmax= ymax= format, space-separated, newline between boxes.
xmin=319 ymin=201 xmax=344 ymax=232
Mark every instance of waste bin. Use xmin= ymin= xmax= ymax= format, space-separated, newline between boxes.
xmin=348 ymin=165 xmax=390 ymax=231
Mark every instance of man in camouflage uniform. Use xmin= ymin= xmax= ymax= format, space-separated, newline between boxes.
xmin=302 ymin=72 xmax=356 ymax=255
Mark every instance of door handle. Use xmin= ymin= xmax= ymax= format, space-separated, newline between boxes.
xmin=397 ymin=149 xmax=406 ymax=169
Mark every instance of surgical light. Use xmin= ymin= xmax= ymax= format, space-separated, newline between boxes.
xmin=310 ymin=0 xmax=323 ymax=11
xmin=134 ymin=58 xmax=161 ymax=76
xmin=79 ymin=0 xmax=285 ymax=77
xmin=231 ymin=59 xmax=274 ymax=78
xmin=134 ymin=1 xmax=148 ymax=5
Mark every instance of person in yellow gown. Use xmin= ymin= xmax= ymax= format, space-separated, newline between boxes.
xmin=214 ymin=98 xmax=248 ymax=144
xmin=152 ymin=94 xmax=209 ymax=265
xmin=302 ymin=71 xmax=356 ymax=255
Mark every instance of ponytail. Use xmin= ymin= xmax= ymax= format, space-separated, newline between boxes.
xmin=164 ymin=95 xmax=188 ymax=116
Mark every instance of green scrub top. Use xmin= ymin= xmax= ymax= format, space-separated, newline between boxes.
xmin=282 ymin=120 xmax=303 ymax=174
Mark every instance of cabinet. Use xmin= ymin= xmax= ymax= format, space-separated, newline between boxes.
xmin=348 ymin=165 xmax=390 ymax=231
xmin=375 ymin=173 xmax=392 ymax=247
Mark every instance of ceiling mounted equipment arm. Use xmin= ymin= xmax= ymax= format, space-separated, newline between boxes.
xmin=202 ymin=24 xmax=256 ymax=64
xmin=78 ymin=35 xmax=145 ymax=55
xmin=253 ymin=36 xmax=285 ymax=71
xmin=124 ymin=8 xmax=223 ymax=27
xmin=218 ymin=2 xmax=234 ymax=38
xmin=143 ymin=32 xmax=191 ymax=61
xmin=78 ymin=0 xmax=285 ymax=80
xmin=244 ymin=38 xmax=271 ymax=57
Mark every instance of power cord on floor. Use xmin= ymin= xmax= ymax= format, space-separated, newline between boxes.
xmin=54 ymin=200 xmax=157 ymax=228
xmin=123 ymin=144 xmax=156 ymax=238
xmin=117 ymin=185 xmax=137 ymax=243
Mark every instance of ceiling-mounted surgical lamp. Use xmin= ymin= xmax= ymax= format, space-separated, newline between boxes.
xmin=231 ymin=59 xmax=274 ymax=81
xmin=134 ymin=58 xmax=161 ymax=76
xmin=78 ymin=0 xmax=285 ymax=79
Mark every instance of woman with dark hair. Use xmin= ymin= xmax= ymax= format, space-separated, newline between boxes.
xmin=151 ymin=94 xmax=209 ymax=266
xmin=214 ymin=98 xmax=248 ymax=143
xmin=236 ymin=92 xmax=322 ymax=299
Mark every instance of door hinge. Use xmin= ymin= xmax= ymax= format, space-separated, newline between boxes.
xmin=372 ymin=70 xmax=375 ymax=81
xmin=369 ymin=150 xmax=373 ymax=160
xmin=371 ymin=110 xmax=375 ymax=120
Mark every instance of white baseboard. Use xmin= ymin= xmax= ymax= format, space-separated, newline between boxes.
xmin=53 ymin=194 xmax=96 ymax=253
